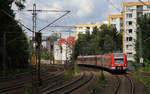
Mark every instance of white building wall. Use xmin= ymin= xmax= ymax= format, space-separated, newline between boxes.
xmin=54 ymin=41 xmax=72 ymax=64
xmin=124 ymin=4 xmax=150 ymax=61
xmin=54 ymin=41 xmax=62 ymax=61
xmin=110 ymin=17 xmax=122 ymax=33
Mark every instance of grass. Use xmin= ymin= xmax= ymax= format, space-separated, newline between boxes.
xmin=141 ymin=60 xmax=150 ymax=72
xmin=133 ymin=59 xmax=150 ymax=72
xmin=132 ymin=71 xmax=150 ymax=94
xmin=64 ymin=71 xmax=73 ymax=81
xmin=132 ymin=60 xmax=150 ymax=94
xmin=86 ymin=71 xmax=106 ymax=94
xmin=25 ymin=83 xmax=32 ymax=94
xmin=74 ymin=64 xmax=80 ymax=75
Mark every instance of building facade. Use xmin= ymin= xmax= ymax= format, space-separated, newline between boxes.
xmin=123 ymin=2 xmax=150 ymax=61
xmin=108 ymin=15 xmax=123 ymax=33
xmin=75 ymin=24 xmax=101 ymax=40
xmin=54 ymin=37 xmax=75 ymax=64
xmin=46 ymin=31 xmax=61 ymax=51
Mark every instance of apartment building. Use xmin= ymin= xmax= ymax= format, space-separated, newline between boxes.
xmin=108 ymin=15 xmax=123 ymax=33
xmin=123 ymin=2 xmax=150 ymax=61
xmin=75 ymin=24 xmax=101 ymax=40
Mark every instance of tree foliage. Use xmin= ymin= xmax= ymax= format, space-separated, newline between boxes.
xmin=135 ymin=15 xmax=150 ymax=62
xmin=0 ymin=0 xmax=29 ymax=73
xmin=73 ymin=24 xmax=122 ymax=60
xmin=41 ymin=48 xmax=53 ymax=60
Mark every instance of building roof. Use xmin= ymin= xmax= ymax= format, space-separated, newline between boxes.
xmin=108 ymin=14 xmax=122 ymax=25
xmin=76 ymin=24 xmax=101 ymax=28
xmin=58 ymin=37 xmax=75 ymax=47
xmin=58 ymin=38 xmax=66 ymax=47
xmin=109 ymin=14 xmax=122 ymax=18
xmin=123 ymin=2 xmax=150 ymax=6
xmin=66 ymin=37 xmax=75 ymax=46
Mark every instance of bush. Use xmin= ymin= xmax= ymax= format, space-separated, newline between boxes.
xmin=74 ymin=64 xmax=80 ymax=75
xmin=142 ymin=59 xmax=150 ymax=72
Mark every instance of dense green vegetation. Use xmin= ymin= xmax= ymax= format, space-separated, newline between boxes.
xmin=0 ymin=0 xmax=30 ymax=75
xmin=133 ymin=72 xmax=150 ymax=94
xmin=41 ymin=48 xmax=52 ymax=60
xmin=135 ymin=15 xmax=150 ymax=72
xmin=73 ymin=24 xmax=122 ymax=60
xmin=133 ymin=15 xmax=150 ymax=94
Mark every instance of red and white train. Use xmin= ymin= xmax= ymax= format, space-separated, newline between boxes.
xmin=77 ymin=53 xmax=127 ymax=71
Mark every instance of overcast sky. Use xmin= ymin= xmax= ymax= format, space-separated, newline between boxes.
xmin=12 ymin=0 xmax=149 ymax=38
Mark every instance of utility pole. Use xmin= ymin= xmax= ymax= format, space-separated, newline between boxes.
xmin=139 ymin=26 xmax=143 ymax=65
xmin=3 ymin=32 xmax=6 ymax=76
xmin=28 ymin=3 xmax=70 ymax=88
xmin=1 ymin=3 xmax=70 ymax=92
xmin=35 ymin=32 xmax=42 ymax=86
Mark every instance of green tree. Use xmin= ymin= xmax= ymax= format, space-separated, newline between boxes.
xmin=72 ymin=24 xmax=122 ymax=60
xmin=135 ymin=15 xmax=150 ymax=63
xmin=0 ymin=0 xmax=29 ymax=74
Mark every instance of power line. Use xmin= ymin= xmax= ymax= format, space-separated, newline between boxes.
xmin=138 ymin=0 xmax=148 ymax=5
xmin=0 ymin=9 xmax=33 ymax=32
xmin=38 ymin=11 xmax=70 ymax=32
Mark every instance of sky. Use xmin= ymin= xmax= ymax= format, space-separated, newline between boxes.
xmin=12 ymin=0 xmax=149 ymax=38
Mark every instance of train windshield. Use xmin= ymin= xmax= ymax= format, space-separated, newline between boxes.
xmin=115 ymin=58 xmax=124 ymax=64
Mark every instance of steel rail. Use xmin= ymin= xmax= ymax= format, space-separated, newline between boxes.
xmin=43 ymin=72 xmax=86 ymax=94
xmin=112 ymin=75 xmax=121 ymax=94
xmin=0 ymin=69 xmax=63 ymax=93
xmin=124 ymin=75 xmax=135 ymax=94
xmin=62 ymin=72 xmax=94 ymax=94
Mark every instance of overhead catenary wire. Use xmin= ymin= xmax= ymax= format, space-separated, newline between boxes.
xmin=138 ymin=0 xmax=148 ymax=5
xmin=0 ymin=9 xmax=33 ymax=32
xmin=38 ymin=11 xmax=70 ymax=32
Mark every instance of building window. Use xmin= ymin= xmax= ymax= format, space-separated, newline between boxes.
xmin=86 ymin=27 xmax=90 ymax=29
xmin=137 ymin=5 xmax=143 ymax=12
xmin=127 ymin=52 xmax=133 ymax=57
xmin=126 ymin=45 xmax=132 ymax=50
xmin=126 ymin=21 xmax=132 ymax=26
xmin=120 ymin=26 xmax=123 ymax=31
xmin=126 ymin=6 xmax=133 ymax=10
xmin=120 ymin=18 xmax=123 ymax=23
xmin=129 ymin=29 xmax=132 ymax=33
xmin=147 ymin=5 xmax=150 ymax=10
xmin=79 ymin=27 xmax=83 ymax=29
xmin=126 ymin=37 xmax=132 ymax=41
xmin=111 ymin=24 xmax=116 ymax=28
xmin=145 ymin=13 xmax=150 ymax=17
xmin=111 ymin=18 xmax=116 ymax=22
xmin=129 ymin=21 xmax=132 ymax=25
xmin=137 ymin=12 xmax=143 ymax=18
xmin=126 ymin=13 xmax=132 ymax=18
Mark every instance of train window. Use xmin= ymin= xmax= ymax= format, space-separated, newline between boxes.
xmin=115 ymin=58 xmax=124 ymax=64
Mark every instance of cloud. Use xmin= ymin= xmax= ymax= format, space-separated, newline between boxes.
xmin=38 ymin=1 xmax=64 ymax=19
xmin=69 ymin=0 xmax=94 ymax=17
xmin=12 ymin=0 xmax=150 ymax=37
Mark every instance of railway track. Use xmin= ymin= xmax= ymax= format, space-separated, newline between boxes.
xmin=124 ymin=75 xmax=135 ymax=94
xmin=113 ymin=74 xmax=135 ymax=94
xmin=0 ymin=66 xmax=64 ymax=94
xmin=40 ymin=71 xmax=65 ymax=92
xmin=43 ymin=72 xmax=94 ymax=94
xmin=112 ymin=75 xmax=121 ymax=94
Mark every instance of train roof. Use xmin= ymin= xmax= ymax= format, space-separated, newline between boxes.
xmin=77 ymin=53 xmax=126 ymax=58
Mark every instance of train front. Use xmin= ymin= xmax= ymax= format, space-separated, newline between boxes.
xmin=111 ymin=53 xmax=127 ymax=71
